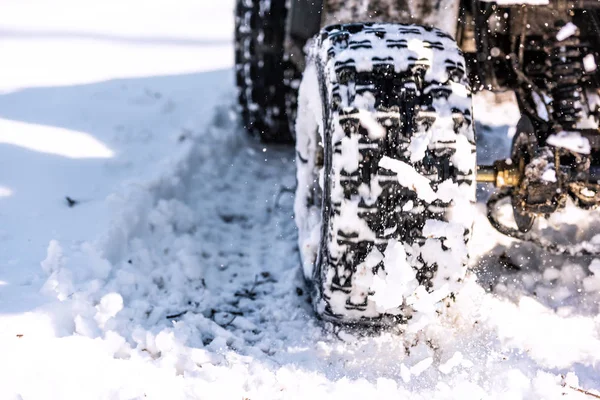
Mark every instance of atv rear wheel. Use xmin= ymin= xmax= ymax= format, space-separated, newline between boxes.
xmin=234 ymin=0 xmax=299 ymax=142
xmin=295 ymin=23 xmax=477 ymax=325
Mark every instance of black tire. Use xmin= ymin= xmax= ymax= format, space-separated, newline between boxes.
xmin=234 ymin=0 xmax=299 ymax=143
xmin=295 ymin=23 xmax=477 ymax=325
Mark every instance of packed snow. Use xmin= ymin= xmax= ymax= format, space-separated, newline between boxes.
xmin=1 ymin=1 xmax=600 ymax=399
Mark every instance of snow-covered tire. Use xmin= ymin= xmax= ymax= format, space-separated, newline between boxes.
xmin=295 ymin=23 xmax=477 ymax=325
xmin=234 ymin=0 xmax=299 ymax=142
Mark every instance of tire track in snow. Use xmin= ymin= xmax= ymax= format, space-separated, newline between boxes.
xmin=187 ymin=137 xmax=319 ymax=352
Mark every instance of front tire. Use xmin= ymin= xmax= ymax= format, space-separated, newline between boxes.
xmin=295 ymin=23 xmax=477 ymax=325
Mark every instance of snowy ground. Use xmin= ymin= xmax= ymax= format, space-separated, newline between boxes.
xmin=1 ymin=1 xmax=600 ymax=399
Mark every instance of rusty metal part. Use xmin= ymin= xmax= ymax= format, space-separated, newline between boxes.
xmin=496 ymin=160 xmax=522 ymax=187
xmin=476 ymin=165 xmax=496 ymax=184
xmin=569 ymin=181 xmax=600 ymax=207
xmin=476 ymin=161 xmax=521 ymax=188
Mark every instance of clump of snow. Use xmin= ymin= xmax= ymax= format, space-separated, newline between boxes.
xmin=547 ymin=131 xmax=591 ymax=154
xmin=583 ymin=259 xmax=600 ymax=292
xmin=379 ymin=157 xmax=439 ymax=202
xmin=41 ymin=240 xmax=73 ymax=301
xmin=408 ymin=131 xmax=432 ymax=162
xmin=584 ymin=54 xmax=597 ymax=73
xmin=556 ymin=22 xmax=579 ymax=41
xmin=357 ymin=109 xmax=386 ymax=139
xmin=370 ymin=241 xmax=418 ymax=313
xmin=95 ymin=293 xmax=124 ymax=329
xmin=531 ymin=91 xmax=550 ymax=121
xmin=438 ymin=351 xmax=473 ymax=374
xmin=541 ymin=168 xmax=557 ymax=182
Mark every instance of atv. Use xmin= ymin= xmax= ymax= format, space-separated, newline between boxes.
xmin=234 ymin=0 xmax=600 ymax=325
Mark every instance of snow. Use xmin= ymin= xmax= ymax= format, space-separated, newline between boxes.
xmin=380 ymin=157 xmax=441 ymax=203
xmin=294 ymin=62 xmax=323 ymax=280
xmin=1 ymin=1 xmax=600 ymax=399
xmin=556 ymin=22 xmax=579 ymax=42
xmin=547 ymin=130 xmax=591 ymax=154
xmin=584 ymin=54 xmax=597 ymax=73
xmin=369 ymin=241 xmax=419 ymax=313
xmin=542 ymin=168 xmax=557 ymax=182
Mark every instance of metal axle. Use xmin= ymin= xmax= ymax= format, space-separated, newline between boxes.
xmin=476 ymin=162 xmax=521 ymax=188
